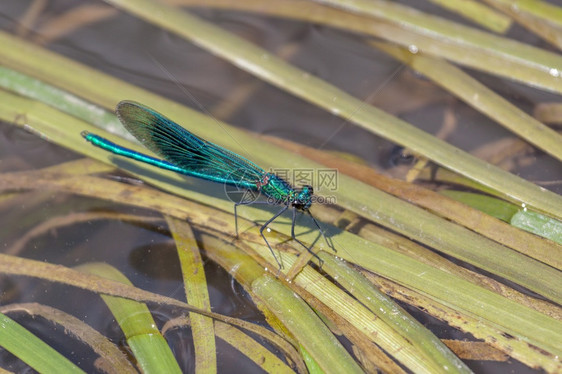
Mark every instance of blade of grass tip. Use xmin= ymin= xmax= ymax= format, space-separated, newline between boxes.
xmin=371 ymin=41 xmax=562 ymax=162
xmin=441 ymin=190 xmax=562 ymax=246
xmin=76 ymin=263 xmax=182 ymax=374
xmin=439 ymin=190 xmax=521 ymax=222
xmin=168 ymin=0 xmax=561 ymax=93
xmin=165 ymin=216 xmax=217 ymax=373
xmin=0 ymin=303 xmax=137 ymax=374
xmin=299 ymin=346 xmax=325 ymax=374
xmin=511 ymin=210 xmax=562 ymax=245
xmin=426 ymin=0 xmax=512 ymax=33
xmin=200 ymin=234 xmax=364 ymax=374
xmin=95 ymin=1 xmax=562 ymax=219
xmin=0 ymin=312 xmax=86 ymax=374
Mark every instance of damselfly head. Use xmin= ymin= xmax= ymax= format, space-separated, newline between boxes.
xmin=293 ymin=184 xmax=313 ymax=210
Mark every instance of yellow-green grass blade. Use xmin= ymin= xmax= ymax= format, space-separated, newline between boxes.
xmin=212 ymin=321 xmax=297 ymax=373
xmin=0 ymin=66 xmax=129 ymax=140
xmin=0 ymin=312 xmax=85 ymax=374
xmin=165 ymin=217 xmax=217 ymax=373
xmin=482 ymin=0 xmax=562 ymax=25
xmin=425 ymin=0 xmax=512 ymax=32
xmin=371 ymin=41 xmax=562 ymax=162
xmin=318 ymin=255 xmax=470 ymax=373
xmin=252 ymin=276 xmax=364 ymax=374
xmin=480 ymin=0 xmax=562 ymax=49
xmin=0 ymin=303 xmax=138 ymax=373
xmin=299 ymin=346 xmax=324 ymax=374
xmin=76 ymin=263 xmax=182 ymax=374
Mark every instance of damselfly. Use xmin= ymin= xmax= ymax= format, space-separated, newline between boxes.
xmin=82 ymin=101 xmax=332 ymax=268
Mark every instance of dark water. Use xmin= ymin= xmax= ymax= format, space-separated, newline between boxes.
xmin=1 ymin=1 xmax=560 ymax=373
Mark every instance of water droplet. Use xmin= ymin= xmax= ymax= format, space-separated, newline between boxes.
xmin=549 ymin=68 xmax=560 ymax=77
xmin=408 ymin=45 xmax=418 ymax=54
